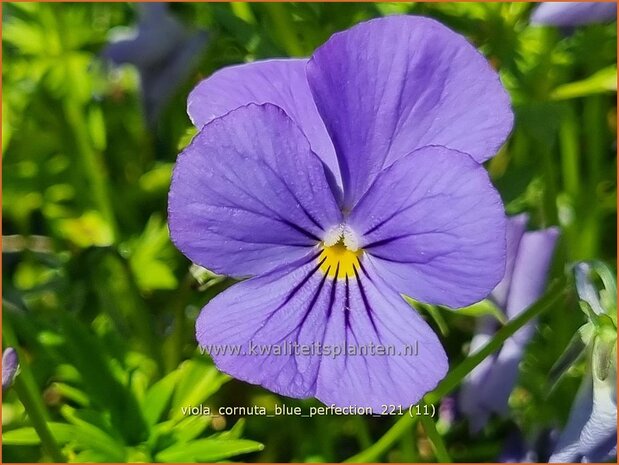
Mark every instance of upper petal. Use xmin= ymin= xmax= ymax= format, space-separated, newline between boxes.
xmin=169 ymin=103 xmax=342 ymax=277
xmin=306 ymin=15 xmax=513 ymax=207
xmin=197 ymin=252 xmax=447 ymax=410
xmin=187 ymin=59 xmax=340 ymax=185
xmin=348 ymin=146 xmax=506 ymax=308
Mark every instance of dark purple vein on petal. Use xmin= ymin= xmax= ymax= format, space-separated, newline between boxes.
xmin=215 ymin=168 xmax=322 ymax=242
xmin=258 ymin=160 xmax=327 ymax=231
xmin=249 ymin=253 xmax=325 ymax=341
xmin=353 ymin=265 xmax=382 ymax=344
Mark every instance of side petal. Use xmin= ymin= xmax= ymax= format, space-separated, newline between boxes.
xmin=187 ymin=59 xmax=340 ymax=184
xmin=307 ymin=15 xmax=513 ymax=207
xmin=169 ymin=103 xmax=342 ymax=277
xmin=197 ymin=254 xmax=447 ymax=409
xmin=348 ymin=146 xmax=506 ymax=309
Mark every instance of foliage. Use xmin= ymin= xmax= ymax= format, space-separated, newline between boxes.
xmin=2 ymin=2 xmax=616 ymax=462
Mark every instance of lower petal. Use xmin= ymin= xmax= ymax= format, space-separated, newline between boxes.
xmin=316 ymin=259 xmax=448 ymax=410
xmin=196 ymin=253 xmax=447 ymax=409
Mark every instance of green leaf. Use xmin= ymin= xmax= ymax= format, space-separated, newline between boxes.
xmin=59 ymin=406 xmax=126 ymax=461
xmin=3 ymin=420 xmax=124 ymax=462
xmin=173 ymin=415 xmax=212 ymax=443
xmin=155 ymin=438 xmax=264 ymax=462
xmin=126 ymin=214 xmax=178 ymax=292
xmin=452 ymin=299 xmax=507 ymax=324
xmin=2 ymin=424 xmax=74 ymax=446
xmin=593 ymin=327 xmax=617 ymax=382
xmin=551 ymin=66 xmax=617 ymax=100
xmin=217 ymin=419 xmax=246 ymax=440
xmin=547 ymin=324 xmax=588 ymax=391
xmin=171 ymin=358 xmax=229 ymax=421
xmin=404 ymin=297 xmax=449 ymax=336
xmin=142 ymin=369 xmax=180 ymax=426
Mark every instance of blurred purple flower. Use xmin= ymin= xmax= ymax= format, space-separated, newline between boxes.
xmin=438 ymin=395 xmax=458 ymax=429
xmin=169 ymin=16 xmax=513 ymax=409
xmin=2 ymin=347 xmax=19 ymax=392
xmin=103 ymin=3 xmax=208 ymax=125
xmin=550 ymin=372 xmax=617 ymax=462
xmin=459 ymin=214 xmax=559 ymax=430
xmin=500 ymin=429 xmax=538 ymax=463
xmin=531 ymin=2 xmax=617 ymax=27
xmin=550 ymin=262 xmax=617 ymax=462
xmin=500 ymin=428 xmax=557 ymax=462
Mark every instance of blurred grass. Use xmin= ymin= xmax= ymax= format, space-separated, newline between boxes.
xmin=2 ymin=2 xmax=617 ymax=463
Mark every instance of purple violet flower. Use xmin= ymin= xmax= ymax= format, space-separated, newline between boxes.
xmin=550 ymin=371 xmax=617 ymax=462
xmin=103 ymin=3 xmax=208 ymax=125
xmin=459 ymin=214 xmax=559 ymax=429
xmin=2 ymin=347 xmax=19 ymax=392
xmin=550 ymin=262 xmax=617 ymax=463
xmin=169 ymin=16 xmax=513 ymax=409
xmin=531 ymin=2 xmax=617 ymax=27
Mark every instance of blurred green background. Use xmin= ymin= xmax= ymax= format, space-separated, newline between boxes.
xmin=2 ymin=2 xmax=616 ymax=463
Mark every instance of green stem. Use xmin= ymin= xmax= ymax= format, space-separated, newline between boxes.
xmin=420 ymin=412 xmax=451 ymax=462
xmin=63 ymin=100 xmax=118 ymax=239
xmin=3 ymin=320 xmax=66 ymax=462
xmin=345 ymin=415 xmax=417 ymax=463
xmin=426 ymin=277 xmax=567 ymax=403
xmin=540 ymin=143 xmax=559 ymax=225
xmin=559 ymin=104 xmax=580 ymax=199
xmin=50 ymin=7 xmax=117 ymax=239
xmin=165 ymin=273 xmax=194 ymax=372
xmin=345 ymin=278 xmax=567 ymax=463
xmin=581 ymin=96 xmax=605 ymax=258
xmin=231 ymin=2 xmax=256 ymax=24
xmin=264 ymin=3 xmax=305 ymax=56
xmin=353 ymin=416 xmax=373 ymax=451
xmin=399 ymin=426 xmax=418 ymax=462
xmin=584 ymin=96 xmax=605 ymax=194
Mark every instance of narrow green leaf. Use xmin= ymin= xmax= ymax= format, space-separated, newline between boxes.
xmin=455 ymin=299 xmax=507 ymax=324
xmin=405 ymin=297 xmax=449 ymax=336
xmin=155 ymin=438 xmax=264 ymax=462
xmin=173 ymin=415 xmax=211 ymax=443
xmin=551 ymin=66 xmax=617 ymax=100
xmin=547 ymin=325 xmax=588 ymax=392
xmin=171 ymin=358 xmax=229 ymax=421
xmin=419 ymin=412 xmax=452 ymax=462
xmin=2 ymin=424 xmax=73 ymax=446
xmin=142 ymin=369 xmax=180 ymax=426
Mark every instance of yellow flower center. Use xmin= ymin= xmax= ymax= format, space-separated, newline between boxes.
xmin=318 ymin=242 xmax=362 ymax=279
